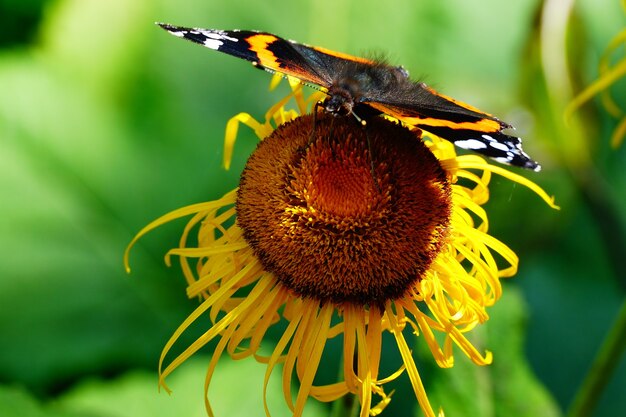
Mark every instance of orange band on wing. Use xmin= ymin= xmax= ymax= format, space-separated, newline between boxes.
xmin=311 ymin=45 xmax=376 ymax=65
xmin=245 ymin=34 xmax=282 ymax=69
xmin=368 ymin=102 xmax=502 ymax=133
xmin=398 ymin=116 xmax=502 ymax=132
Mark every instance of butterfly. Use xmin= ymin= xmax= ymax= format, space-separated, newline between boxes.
xmin=158 ymin=23 xmax=540 ymax=171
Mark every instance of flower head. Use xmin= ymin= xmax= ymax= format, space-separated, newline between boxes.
xmin=238 ymin=112 xmax=452 ymax=306
xmin=125 ymin=80 xmax=557 ymax=417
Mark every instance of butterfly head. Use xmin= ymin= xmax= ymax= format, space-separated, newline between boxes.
xmin=323 ymin=86 xmax=355 ymax=116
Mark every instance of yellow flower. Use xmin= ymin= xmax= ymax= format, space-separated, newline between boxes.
xmin=125 ymin=78 xmax=558 ymax=417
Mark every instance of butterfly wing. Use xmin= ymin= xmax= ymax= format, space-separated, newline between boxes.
xmin=364 ymin=83 xmax=540 ymax=171
xmin=158 ymin=24 xmax=377 ymax=92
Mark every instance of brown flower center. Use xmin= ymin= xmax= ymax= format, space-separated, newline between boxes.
xmin=236 ymin=113 xmax=451 ymax=306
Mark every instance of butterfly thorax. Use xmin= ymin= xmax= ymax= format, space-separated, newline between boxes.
xmin=323 ymin=62 xmax=411 ymax=117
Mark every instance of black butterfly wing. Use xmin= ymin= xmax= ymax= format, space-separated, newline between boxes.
xmin=364 ymin=82 xmax=541 ymax=171
xmin=158 ymin=24 xmax=357 ymax=91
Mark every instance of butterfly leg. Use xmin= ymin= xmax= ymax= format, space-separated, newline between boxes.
xmin=307 ymin=100 xmax=324 ymax=147
xmin=350 ymin=110 xmax=380 ymax=193
xmin=364 ymin=126 xmax=381 ymax=193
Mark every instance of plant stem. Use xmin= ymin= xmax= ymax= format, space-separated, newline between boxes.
xmin=567 ymin=298 xmax=626 ymax=417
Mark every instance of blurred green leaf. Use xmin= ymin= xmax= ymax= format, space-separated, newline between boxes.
xmin=0 ymin=386 xmax=78 ymax=417
xmin=54 ymin=356 xmax=325 ymax=417
xmin=0 ymin=0 xmax=49 ymax=47
xmin=0 ymin=357 xmax=326 ymax=417
xmin=0 ymin=0 xmax=205 ymax=394
xmin=0 ymin=387 xmax=47 ymax=417
xmin=419 ymin=288 xmax=562 ymax=417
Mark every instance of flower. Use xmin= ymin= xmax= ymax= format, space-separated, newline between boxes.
xmin=125 ymin=78 xmax=558 ymax=417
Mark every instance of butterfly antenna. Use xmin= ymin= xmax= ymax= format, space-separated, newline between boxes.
xmin=350 ymin=109 xmax=367 ymax=127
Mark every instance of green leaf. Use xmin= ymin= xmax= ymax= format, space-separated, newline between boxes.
xmin=418 ymin=288 xmax=562 ymax=417
xmin=53 ymin=356 xmax=326 ymax=417
xmin=0 ymin=386 xmax=78 ymax=417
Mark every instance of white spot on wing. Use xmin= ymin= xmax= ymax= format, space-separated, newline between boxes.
xmin=198 ymin=30 xmax=238 ymax=43
xmin=168 ymin=30 xmax=187 ymax=38
xmin=196 ymin=30 xmax=238 ymax=50
xmin=166 ymin=28 xmax=239 ymax=50
xmin=201 ymin=37 xmax=224 ymax=50
xmin=489 ymin=141 xmax=510 ymax=152
xmin=455 ymin=139 xmax=487 ymax=150
xmin=493 ymin=157 xmax=513 ymax=165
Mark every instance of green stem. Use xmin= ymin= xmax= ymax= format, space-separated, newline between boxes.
xmin=566 ymin=298 xmax=626 ymax=417
xmin=330 ymin=391 xmax=358 ymax=417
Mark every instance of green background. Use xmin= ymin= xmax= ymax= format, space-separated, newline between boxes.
xmin=1 ymin=0 xmax=624 ymax=416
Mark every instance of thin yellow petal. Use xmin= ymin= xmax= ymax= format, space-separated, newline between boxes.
xmin=124 ymin=192 xmax=236 ymax=272
xmin=385 ymin=304 xmax=437 ymax=417
xmin=610 ymin=116 xmax=626 ymax=148
xmin=282 ymin=300 xmax=317 ymax=411
xmin=293 ymin=304 xmax=333 ymax=417
xmin=165 ymin=243 xmax=249 ymax=261
xmin=343 ymin=306 xmax=359 ymax=391
xmin=566 ymin=59 xmax=626 ymax=120
xmin=399 ymin=298 xmax=453 ymax=368
xmin=202 ymin=308 xmax=243 ymax=417
xmin=456 ymin=160 xmax=559 ymax=209
xmin=268 ymin=73 xmax=283 ymax=91
xmin=264 ymin=297 xmax=304 ymax=416
xmin=224 ymin=113 xmax=266 ymax=169
xmin=159 ymin=275 xmax=273 ymax=385
xmin=228 ymin=286 xmax=286 ymax=359
xmin=598 ymin=29 xmax=626 ymax=117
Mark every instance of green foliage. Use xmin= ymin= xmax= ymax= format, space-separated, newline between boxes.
xmin=0 ymin=358 xmax=324 ymax=417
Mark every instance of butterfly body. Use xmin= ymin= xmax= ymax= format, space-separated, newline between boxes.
xmin=158 ymin=23 xmax=540 ymax=171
